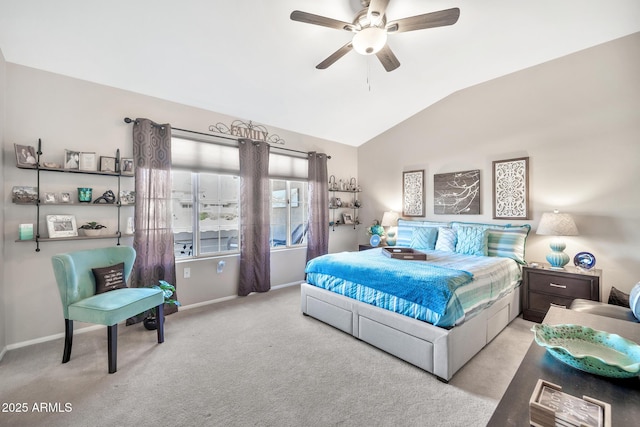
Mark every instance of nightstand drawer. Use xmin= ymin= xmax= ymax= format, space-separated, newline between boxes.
xmin=527 ymin=273 xmax=593 ymax=299
xmin=529 ymin=292 xmax=574 ymax=312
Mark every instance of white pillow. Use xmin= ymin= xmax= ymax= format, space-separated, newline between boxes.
xmin=435 ymin=227 xmax=456 ymax=252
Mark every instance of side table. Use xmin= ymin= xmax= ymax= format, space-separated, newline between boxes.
xmin=522 ymin=264 xmax=601 ymax=322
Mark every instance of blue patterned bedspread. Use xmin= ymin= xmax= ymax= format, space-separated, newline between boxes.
xmin=305 ymin=249 xmax=473 ymax=316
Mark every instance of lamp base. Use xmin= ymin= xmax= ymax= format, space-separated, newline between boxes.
xmin=546 ymin=240 xmax=570 ymax=269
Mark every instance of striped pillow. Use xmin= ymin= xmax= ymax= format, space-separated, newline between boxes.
xmin=487 ymin=225 xmax=530 ymax=264
xmin=396 ymin=219 xmax=449 ymax=247
xmin=435 ymin=227 xmax=457 ymax=252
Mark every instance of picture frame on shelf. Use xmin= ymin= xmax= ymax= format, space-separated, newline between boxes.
xmin=43 ymin=192 xmax=58 ymax=204
xmin=64 ymin=149 xmax=80 ymax=170
xmin=12 ymin=186 xmax=38 ymax=204
xmin=100 ymin=156 xmax=117 ymax=172
xmin=14 ymin=144 xmax=37 ymax=167
xmin=493 ymin=157 xmax=530 ymax=220
xmin=119 ymin=190 xmax=136 ymax=205
xmin=121 ymin=158 xmax=134 ymax=175
xmin=60 ymin=192 xmax=72 ymax=203
xmin=402 ymin=169 xmax=425 ymax=217
xmin=46 ymin=214 xmax=78 ymax=238
xmin=79 ymin=152 xmax=97 ymax=171
xmin=342 ymin=213 xmax=354 ymax=224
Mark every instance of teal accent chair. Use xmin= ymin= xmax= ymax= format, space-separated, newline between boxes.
xmin=51 ymin=247 xmax=165 ymax=373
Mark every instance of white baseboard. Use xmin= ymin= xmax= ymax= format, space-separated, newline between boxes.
xmin=3 ymin=281 xmax=303 ymax=352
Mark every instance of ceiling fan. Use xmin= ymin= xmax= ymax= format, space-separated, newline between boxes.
xmin=290 ymin=0 xmax=460 ymax=72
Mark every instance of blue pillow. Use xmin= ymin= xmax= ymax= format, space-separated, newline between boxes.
xmin=435 ymin=227 xmax=457 ymax=252
xmin=410 ymin=227 xmax=438 ymax=250
xmin=455 ymin=226 xmax=488 ymax=256
xmin=630 ymin=282 xmax=640 ymax=321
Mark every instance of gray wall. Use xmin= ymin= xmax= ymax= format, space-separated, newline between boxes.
xmin=0 ymin=48 xmax=6 ymax=358
xmin=358 ymin=33 xmax=640 ymax=298
xmin=2 ymin=64 xmax=359 ymax=348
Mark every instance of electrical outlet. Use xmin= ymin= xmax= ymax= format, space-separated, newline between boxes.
xmin=217 ymin=260 xmax=225 ymax=273
xmin=183 ymin=267 xmax=191 ymax=279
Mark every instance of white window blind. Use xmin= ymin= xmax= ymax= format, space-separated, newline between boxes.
xmin=172 ymin=133 xmax=308 ymax=179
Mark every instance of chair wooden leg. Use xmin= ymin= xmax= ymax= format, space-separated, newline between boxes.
xmin=156 ymin=303 xmax=165 ymax=344
xmin=107 ymin=324 xmax=117 ymax=374
xmin=62 ymin=319 xmax=73 ymax=363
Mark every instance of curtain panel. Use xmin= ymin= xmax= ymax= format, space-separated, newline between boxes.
xmin=306 ymin=152 xmax=329 ymax=262
xmin=129 ymin=118 xmax=178 ymax=322
xmin=238 ymin=139 xmax=271 ymax=296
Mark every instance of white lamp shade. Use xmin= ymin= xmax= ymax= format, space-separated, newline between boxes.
xmin=381 ymin=211 xmax=399 ymax=227
xmin=352 ymin=27 xmax=387 ymax=55
xmin=536 ymin=211 xmax=578 ymax=236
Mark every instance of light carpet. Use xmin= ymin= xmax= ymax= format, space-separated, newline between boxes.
xmin=0 ymin=284 xmax=534 ymax=426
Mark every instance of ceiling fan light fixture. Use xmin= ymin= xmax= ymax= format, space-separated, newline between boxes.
xmin=352 ymin=27 xmax=387 ymax=55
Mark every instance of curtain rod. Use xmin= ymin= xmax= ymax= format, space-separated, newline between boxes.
xmin=123 ymin=117 xmax=330 ymax=159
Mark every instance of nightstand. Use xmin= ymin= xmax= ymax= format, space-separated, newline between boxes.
xmin=522 ymin=264 xmax=601 ymax=322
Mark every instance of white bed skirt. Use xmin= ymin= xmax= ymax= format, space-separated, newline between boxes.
xmin=300 ymin=282 xmax=521 ymax=382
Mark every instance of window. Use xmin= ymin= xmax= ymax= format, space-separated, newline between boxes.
xmin=171 ymin=134 xmax=309 ymax=258
xmin=172 ymin=170 xmax=240 ymax=258
xmin=270 ymin=179 xmax=308 ymax=248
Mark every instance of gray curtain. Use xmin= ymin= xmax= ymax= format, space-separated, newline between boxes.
xmin=238 ymin=139 xmax=271 ymax=296
xmin=306 ymin=152 xmax=329 ymax=262
xmin=129 ymin=118 xmax=177 ymax=322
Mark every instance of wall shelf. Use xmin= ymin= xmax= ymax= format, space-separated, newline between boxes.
xmin=15 ymin=139 xmax=133 ymax=251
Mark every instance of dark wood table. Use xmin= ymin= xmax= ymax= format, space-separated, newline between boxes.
xmin=488 ymin=307 xmax=640 ymax=426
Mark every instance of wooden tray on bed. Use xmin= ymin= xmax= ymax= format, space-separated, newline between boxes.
xmin=382 ymin=247 xmax=427 ymax=261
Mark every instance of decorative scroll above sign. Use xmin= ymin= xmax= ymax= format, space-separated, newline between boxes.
xmin=209 ymin=120 xmax=285 ymax=145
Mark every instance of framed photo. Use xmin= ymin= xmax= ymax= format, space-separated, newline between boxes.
xmin=79 ymin=152 xmax=97 ymax=171
xmin=46 ymin=214 xmax=78 ymax=238
xmin=119 ymin=190 xmax=136 ymax=205
xmin=493 ymin=157 xmax=530 ymax=219
xmin=121 ymin=158 xmax=134 ymax=175
xmin=11 ymin=186 xmax=38 ymax=204
xmin=64 ymin=149 xmax=80 ymax=170
xmin=14 ymin=144 xmax=37 ymax=167
xmin=43 ymin=192 xmax=58 ymax=204
xmin=402 ymin=170 xmax=425 ymax=217
xmin=60 ymin=192 xmax=72 ymax=203
xmin=100 ymin=156 xmax=117 ymax=172
xmin=434 ymin=169 xmax=480 ymax=215
xmin=342 ymin=213 xmax=354 ymax=224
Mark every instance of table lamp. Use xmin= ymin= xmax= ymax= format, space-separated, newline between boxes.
xmin=381 ymin=211 xmax=400 ymax=246
xmin=536 ymin=210 xmax=578 ymax=269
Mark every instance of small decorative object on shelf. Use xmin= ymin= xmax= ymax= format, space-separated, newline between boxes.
xmin=12 ymin=186 xmax=38 ymax=204
xmin=79 ymin=221 xmax=107 ymax=237
xmin=64 ymin=149 xmax=80 ymax=170
xmin=328 ymin=175 xmax=338 ymax=191
xmin=18 ymin=224 xmax=34 ymax=240
xmin=121 ymin=158 xmax=134 ymax=175
xmin=529 ymin=379 xmax=611 ymax=427
xmin=14 ymin=144 xmax=37 ymax=167
xmin=93 ymin=190 xmax=116 ymax=204
xmin=79 ymin=152 xmax=97 ymax=171
xmin=60 ymin=192 xmax=72 ymax=203
xmin=77 ymin=187 xmax=93 ymax=203
xmin=46 ymin=214 xmax=78 ymax=238
xmin=342 ymin=213 xmax=354 ymax=224
xmin=349 ymin=177 xmax=357 ymax=191
xmin=43 ymin=192 xmax=58 ymax=204
xmin=120 ymin=190 xmax=136 ymax=205
xmin=100 ymin=156 xmax=117 ymax=172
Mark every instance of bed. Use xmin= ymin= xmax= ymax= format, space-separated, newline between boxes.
xmin=301 ymin=220 xmax=530 ymax=381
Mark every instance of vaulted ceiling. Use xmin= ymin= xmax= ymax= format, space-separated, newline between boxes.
xmin=1 ymin=0 xmax=639 ymax=146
